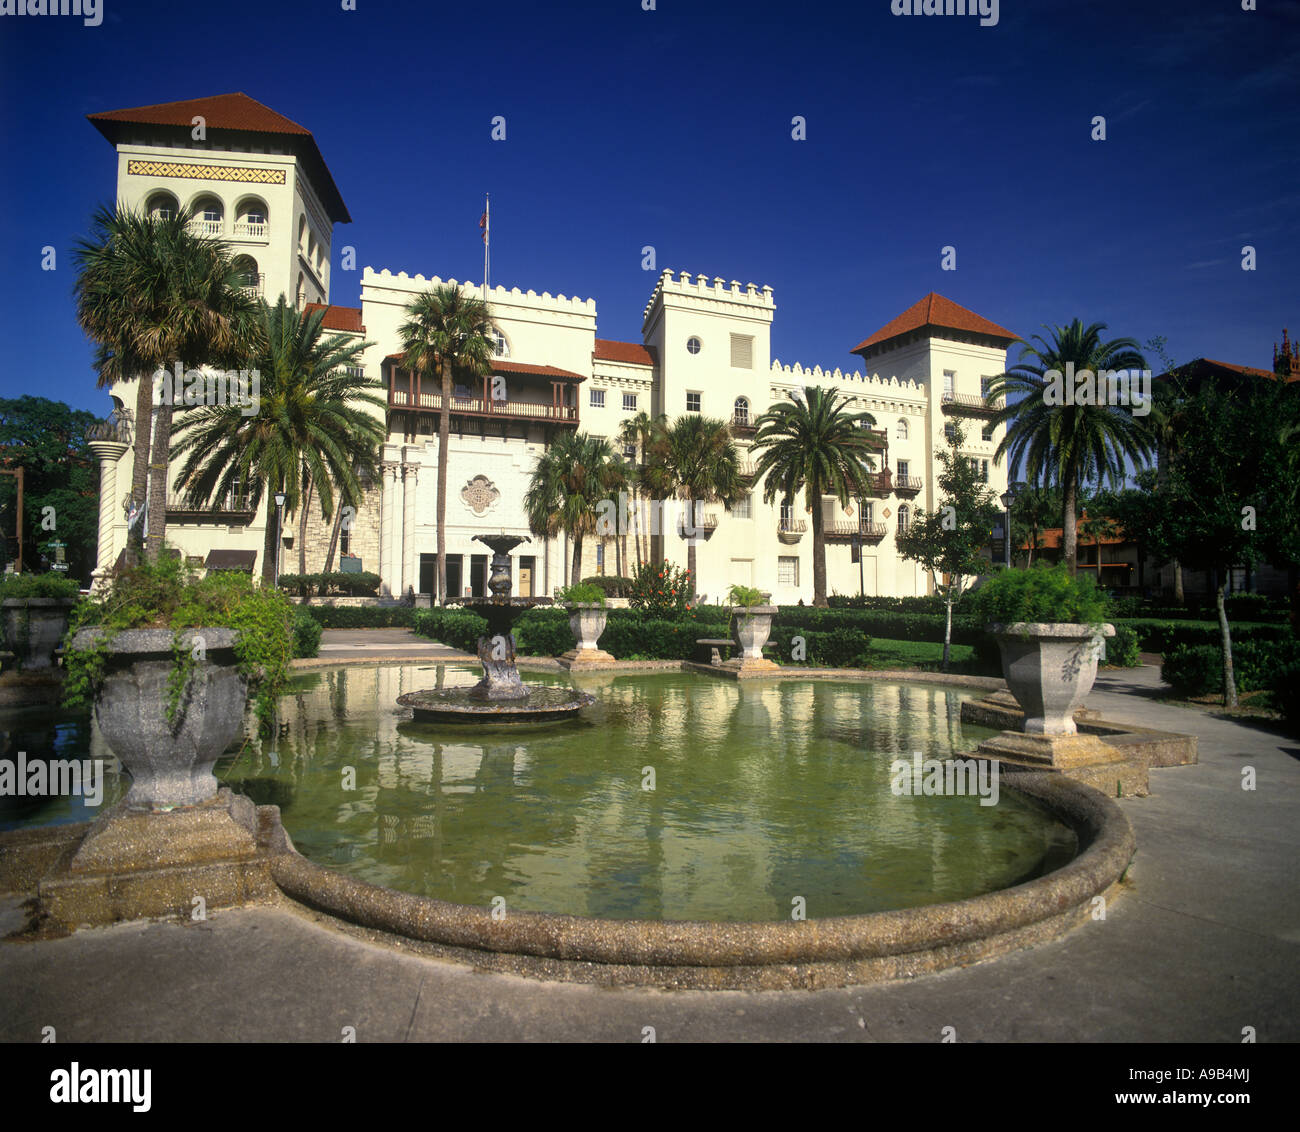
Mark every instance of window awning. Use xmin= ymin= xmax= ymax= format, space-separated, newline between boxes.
xmin=205 ymin=549 xmax=257 ymax=572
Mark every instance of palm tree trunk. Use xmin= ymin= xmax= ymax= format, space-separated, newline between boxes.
xmin=571 ymin=531 xmax=584 ymax=586
xmin=684 ymin=494 xmax=696 ymax=597
xmin=145 ymin=398 xmax=173 ymax=561
xmin=128 ymin=373 xmax=154 ymax=565
xmin=811 ymin=497 xmax=828 ymax=607
xmin=436 ymin=360 xmax=450 ymax=604
xmin=262 ymin=488 xmax=280 ymax=586
xmin=297 ymin=473 xmax=312 ymax=575
xmin=1062 ymin=478 xmax=1079 ymax=575
xmin=1173 ymin=560 xmax=1185 ymax=603
xmin=322 ymin=504 xmax=345 ymax=574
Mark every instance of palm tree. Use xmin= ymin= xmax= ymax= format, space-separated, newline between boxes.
xmin=617 ymin=410 xmax=665 ymax=570
xmin=1010 ymin=485 xmax=1058 ymax=567
xmin=751 ymin=386 xmax=879 ymax=607
xmin=524 ymin=432 xmax=623 ymax=586
xmin=398 ymin=285 xmax=494 ymax=602
xmin=986 ymin=319 xmax=1154 ymax=574
xmin=170 ymin=298 xmax=386 ymax=584
xmin=1079 ymin=510 xmax=1120 ymax=574
xmin=73 ymin=205 xmax=261 ymax=562
xmin=653 ymin=414 xmax=745 ymax=598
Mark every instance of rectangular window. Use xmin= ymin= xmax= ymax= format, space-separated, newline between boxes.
xmin=944 ymin=423 xmax=956 ymax=442
xmin=780 ymin=500 xmax=794 ymax=524
xmin=596 ymin=544 xmax=605 ymax=572
xmin=943 ymin=370 xmax=956 ymax=396
xmin=861 ymin=501 xmax=874 ymax=525
xmin=686 ymin=391 xmax=701 ymax=413
xmin=896 ymin=459 xmax=909 ymax=479
xmin=730 ymin=334 xmax=754 ymax=369
xmin=590 ymin=388 xmax=605 ymax=408
xmin=980 ymin=376 xmax=992 ymax=398
xmin=981 ymin=459 xmax=989 ymax=482
xmin=778 ymin=556 xmax=799 ymax=587
xmin=340 ymin=528 xmax=351 ymax=556
xmin=623 ymin=442 xmax=637 ymax=461
xmin=821 ymin=498 xmax=836 ymax=525
xmin=622 ymin=392 xmax=637 ymax=412
xmin=729 ymin=493 xmax=752 ymax=519
xmin=982 ymin=424 xmax=994 ymax=442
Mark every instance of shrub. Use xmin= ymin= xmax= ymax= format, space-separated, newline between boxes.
xmin=582 ymin=575 xmax=634 ymax=598
xmin=292 ymin=609 xmax=322 ymax=658
xmin=968 ymin=563 xmax=1110 ymax=627
xmin=513 ymin=610 xmax=575 ymax=656
xmin=277 ymin=571 xmax=381 ymax=598
xmin=1271 ymin=661 xmax=1300 ymax=728
xmin=556 ymin=582 xmax=607 ymax=605
xmin=727 ymin=584 xmax=766 ymax=608
xmin=768 ymin=627 xmax=872 ymax=667
xmin=627 ymin=561 xmax=695 ymax=619
xmin=1107 ymin=624 xmax=1141 ymax=667
xmin=1161 ymin=645 xmax=1221 ymax=697
xmin=827 ymin=594 xmax=947 ymax=614
xmin=1117 ymin=618 xmax=1292 ymax=654
xmin=411 ymin=608 xmax=488 ymax=651
xmin=0 ymin=573 xmax=82 ymax=601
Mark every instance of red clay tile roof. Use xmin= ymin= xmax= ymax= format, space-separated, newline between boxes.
xmin=384 ymin=355 xmax=585 ymax=382
xmin=1192 ymin=358 xmax=1277 ymax=380
xmin=1023 ymin=527 xmax=1128 ymax=551
xmin=88 ymin=93 xmax=350 ymax=224
xmin=303 ymin=303 xmax=365 ymax=334
xmin=851 ymin=293 xmax=1018 ymax=356
xmin=594 ymin=338 xmax=655 ymax=366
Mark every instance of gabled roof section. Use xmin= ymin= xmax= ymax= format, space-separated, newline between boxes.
xmin=594 ymin=338 xmax=655 ymax=367
xmin=88 ymin=93 xmax=351 ymax=224
xmin=1157 ymin=358 xmax=1280 ymax=382
xmin=303 ymin=303 xmax=365 ymax=334
xmin=851 ymin=292 xmax=1018 ymax=357
xmin=383 ymin=355 xmax=585 ymax=382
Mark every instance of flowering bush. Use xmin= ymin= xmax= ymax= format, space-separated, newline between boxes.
xmin=627 ymin=561 xmax=695 ymax=620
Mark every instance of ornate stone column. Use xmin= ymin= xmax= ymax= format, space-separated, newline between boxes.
xmin=401 ymin=462 xmax=419 ymax=598
xmin=379 ymin=461 xmax=399 ymax=598
xmin=87 ymin=437 xmax=128 ymax=589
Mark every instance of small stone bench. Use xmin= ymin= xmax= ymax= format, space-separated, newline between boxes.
xmin=695 ymin=638 xmax=735 ymax=666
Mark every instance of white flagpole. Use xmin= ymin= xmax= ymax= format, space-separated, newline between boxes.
xmin=483 ymin=193 xmax=490 ymax=302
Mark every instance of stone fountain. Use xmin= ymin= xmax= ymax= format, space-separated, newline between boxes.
xmin=397 ymin=534 xmax=594 ymax=723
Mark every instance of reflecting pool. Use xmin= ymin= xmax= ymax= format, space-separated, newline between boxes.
xmin=1 ymin=665 xmax=1076 ymax=921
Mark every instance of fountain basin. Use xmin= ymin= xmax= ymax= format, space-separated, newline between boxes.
xmin=397 ymin=684 xmax=594 ymax=724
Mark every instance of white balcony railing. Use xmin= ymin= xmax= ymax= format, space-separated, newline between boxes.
xmin=239 ymin=273 xmax=265 ymax=299
xmin=189 ymin=218 xmax=223 ymax=237
xmin=232 ymin=220 xmax=268 ymax=240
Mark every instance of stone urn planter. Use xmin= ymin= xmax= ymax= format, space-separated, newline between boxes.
xmin=70 ymin=627 xmax=247 ymax=809
xmin=561 ymin=603 xmax=613 ymax=667
xmin=727 ymin=605 xmax=780 ymax=674
xmin=2 ymin=597 xmax=77 ymax=670
xmin=990 ymin=622 xmax=1115 ymax=735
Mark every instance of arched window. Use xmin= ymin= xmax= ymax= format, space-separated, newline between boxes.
xmin=295 ymin=272 xmax=306 ymax=308
xmin=898 ymin=504 xmax=910 ymax=533
xmin=896 ymin=418 xmax=908 ymax=441
xmin=733 ymin=397 xmax=749 ymax=426
xmin=146 ymin=191 xmax=178 ymax=221
xmin=234 ymin=197 xmax=268 ymax=237
xmin=232 ymin=255 xmax=260 ymax=296
xmin=191 ymin=195 xmax=223 ymax=234
xmin=491 ymin=327 xmax=509 ymax=357
xmin=298 ymin=215 xmax=307 ymax=252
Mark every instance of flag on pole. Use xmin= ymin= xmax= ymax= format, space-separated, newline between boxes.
xmin=479 ymin=209 xmax=488 ymax=244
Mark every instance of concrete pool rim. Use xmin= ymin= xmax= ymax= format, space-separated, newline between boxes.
xmin=271 ymin=769 xmax=1135 ymax=990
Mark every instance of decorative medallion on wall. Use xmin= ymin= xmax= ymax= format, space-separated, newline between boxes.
xmin=882 ymin=507 xmax=892 ymax=519
xmin=461 ymin=475 xmax=500 ymax=516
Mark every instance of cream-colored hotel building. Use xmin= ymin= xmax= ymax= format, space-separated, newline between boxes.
xmin=84 ymin=94 xmax=1011 ymax=604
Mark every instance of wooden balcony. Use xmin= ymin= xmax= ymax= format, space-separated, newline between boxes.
xmin=894 ymin=475 xmax=922 ymax=493
xmin=388 ymin=387 xmax=578 ymax=425
xmin=826 ymin=521 xmax=887 ymax=541
xmin=862 ymin=469 xmax=894 ymax=496
xmin=941 ymin=392 xmax=1002 ymax=418
xmin=730 ymin=413 xmax=756 ymax=436
xmin=166 ymin=492 xmax=254 ymax=523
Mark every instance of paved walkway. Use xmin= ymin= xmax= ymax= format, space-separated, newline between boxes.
xmin=2 ymin=665 xmax=1296 ymax=1042
xmin=297 ymin=628 xmax=472 ymax=666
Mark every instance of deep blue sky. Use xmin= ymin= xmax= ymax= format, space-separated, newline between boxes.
xmin=1 ymin=0 xmax=1297 ymax=417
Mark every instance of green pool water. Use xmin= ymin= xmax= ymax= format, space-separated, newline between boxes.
xmin=1 ymin=665 xmax=1077 ymax=921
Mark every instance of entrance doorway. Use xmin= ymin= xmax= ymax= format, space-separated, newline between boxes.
xmin=519 ymin=556 xmax=535 ymax=597
xmin=445 ymin=555 xmax=463 ymax=600
xmin=469 ymin=554 xmax=487 ymax=597
xmin=419 ymin=554 xmax=437 ymax=596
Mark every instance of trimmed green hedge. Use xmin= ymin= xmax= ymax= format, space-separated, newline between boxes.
xmin=300 ymin=605 xmax=415 ymax=628
xmin=1108 ymin=624 xmax=1141 ymax=668
xmin=1108 ymin=594 xmax=1288 ymax=622
xmin=0 ymin=573 xmax=81 ymax=600
xmin=278 ymin=571 xmax=381 ymax=597
xmin=1117 ymin=619 xmax=1292 ymax=654
xmin=411 ymin=608 xmax=488 ymax=652
xmin=581 ymin=575 xmax=634 ymax=598
xmin=1161 ymin=638 xmax=1300 ymax=697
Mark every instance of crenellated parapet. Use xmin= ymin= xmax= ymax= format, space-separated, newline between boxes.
xmin=769 ymin=359 xmax=926 ymax=401
xmin=363 ymin=267 xmax=598 ymax=313
xmin=642 ymin=268 xmax=775 ymax=324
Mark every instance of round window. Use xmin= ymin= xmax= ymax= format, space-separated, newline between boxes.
xmin=686 ymin=337 xmax=701 ymax=355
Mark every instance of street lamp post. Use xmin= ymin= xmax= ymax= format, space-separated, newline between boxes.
xmin=273 ymin=491 xmax=286 ymax=589
xmin=853 ymin=532 xmax=864 ymax=596
xmin=1000 ymin=481 xmax=1028 ymax=568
